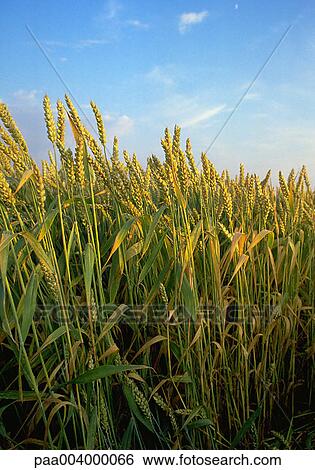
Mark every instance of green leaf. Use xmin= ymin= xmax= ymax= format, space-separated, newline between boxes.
xmin=18 ymin=271 xmax=39 ymax=343
xmin=187 ymin=418 xmax=214 ymax=430
xmin=0 ymin=232 xmax=16 ymax=261
xmin=125 ymin=241 xmax=143 ymax=262
xmin=0 ymin=391 xmax=39 ymax=400
xmin=267 ymin=231 xmax=275 ymax=249
xmin=106 ymin=218 xmax=136 ymax=263
xmin=22 ymin=231 xmax=53 ymax=271
xmin=183 ymin=219 xmax=202 ymax=267
xmin=0 ymin=419 xmax=6 ymax=438
xmin=181 ymin=271 xmax=196 ymax=320
xmin=231 ymin=405 xmax=262 ymax=448
xmin=83 ymin=243 xmax=95 ymax=302
xmin=72 ymin=364 xmax=149 ymax=384
xmin=87 ymin=406 xmax=97 ymax=450
xmin=182 ymin=406 xmax=206 ymax=428
xmin=123 ymin=384 xmax=153 ymax=432
xmin=145 ymin=258 xmax=173 ymax=305
xmin=142 ymin=205 xmax=166 ymax=256
xmin=66 ymin=222 xmax=77 ymax=260
xmin=38 ymin=208 xmax=59 ymax=242
xmin=0 ymin=232 xmax=11 ymax=285
xmin=121 ymin=418 xmax=135 ymax=449
xmin=138 ymin=234 xmax=165 ymax=284
xmin=109 ymin=252 xmax=122 ymax=304
xmin=172 ymin=373 xmax=192 ymax=384
xmin=34 ymin=326 xmax=67 ymax=357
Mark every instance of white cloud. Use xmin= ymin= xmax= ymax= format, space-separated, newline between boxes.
xmin=11 ymin=89 xmax=39 ymax=107
xmin=76 ymin=39 xmax=108 ymax=48
xmin=2 ymin=90 xmax=48 ymax=163
xmin=179 ymin=11 xmax=208 ymax=33
xmin=252 ymin=112 xmax=268 ymax=119
xmin=110 ymin=115 xmax=134 ymax=136
xmin=44 ymin=38 xmax=108 ymax=49
xmin=44 ymin=40 xmax=68 ymax=48
xmin=146 ymin=66 xmax=174 ymax=86
xmin=126 ymin=19 xmax=149 ymax=29
xmin=140 ymin=92 xmax=225 ymax=132
xmin=244 ymin=92 xmax=260 ymax=101
xmin=180 ymin=105 xmax=226 ymax=128
xmin=103 ymin=0 xmax=121 ymax=20
xmin=85 ymin=110 xmax=133 ymax=138
xmin=79 ymin=103 xmax=93 ymax=110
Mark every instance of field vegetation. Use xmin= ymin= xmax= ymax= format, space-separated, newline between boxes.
xmin=0 ymin=96 xmax=314 ymax=449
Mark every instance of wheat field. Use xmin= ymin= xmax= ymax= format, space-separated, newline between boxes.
xmin=0 ymin=96 xmax=314 ymax=449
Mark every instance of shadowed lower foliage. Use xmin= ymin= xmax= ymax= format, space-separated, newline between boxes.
xmin=0 ymin=97 xmax=314 ymax=449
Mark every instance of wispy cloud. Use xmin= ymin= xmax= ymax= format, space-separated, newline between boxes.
xmin=180 ymin=105 xmax=226 ymax=128
xmin=76 ymin=39 xmax=108 ymax=48
xmin=126 ymin=19 xmax=149 ymax=29
xmin=11 ymin=89 xmax=40 ymax=107
xmin=110 ymin=115 xmax=134 ymax=136
xmin=239 ymin=82 xmax=261 ymax=101
xmin=179 ymin=11 xmax=208 ymax=33
xmin=43 ymin=40 xmax=68 ymax=48
xmin=146 ymin=66 xmax=174 ymax=86
xmin=43 ymin=38 xmax=108 ymax=50
xmin=81 ymin=109 xmax=134 ymax=138
xmin=104 ymin=0 xmax=122 ymax=19
xmin=3 ymin=90 xmax=48 ymax=162
xmin=244 ymin=92 xmax=260 ymax=101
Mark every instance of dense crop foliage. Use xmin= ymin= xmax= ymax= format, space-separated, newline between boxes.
xmin=0 ymin=96 xmax=314 ymax=449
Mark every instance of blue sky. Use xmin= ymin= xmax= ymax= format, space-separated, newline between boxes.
xmin=0 ymin=0 xmax=315 ymax=180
